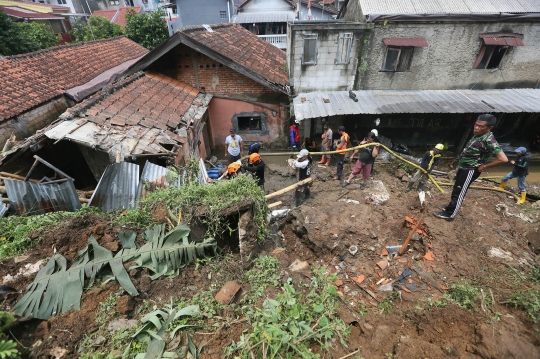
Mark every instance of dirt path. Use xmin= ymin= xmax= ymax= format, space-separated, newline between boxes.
xmin=1 ymin=159 xmax=539 ymax=358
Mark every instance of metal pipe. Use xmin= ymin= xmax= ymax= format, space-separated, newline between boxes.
xmin=33 ymin=155 xmax=75 ymax=182
xmin=40 ymin=179 xmax=69 ymax=185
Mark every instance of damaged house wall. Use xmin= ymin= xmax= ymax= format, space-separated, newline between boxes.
xmin=359 ymin=21 xmax=540 ymax=90
xmin=287 ymin=22 xmax=367 ymax=94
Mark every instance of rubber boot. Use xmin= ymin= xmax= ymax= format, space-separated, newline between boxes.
xmin=519 ymin=192 xmax=526 ymax=204
xmin=497 ymin=182 xmax=508 ymax=190
xmin=405 ymin=181 xmax=414 ymax=192
xmin=318 ymin=155 xmax=326 ymax=164
xmin=417 ymin=182 xmax=425 ymax=192
xmin=325 ymin=157 xmax=331 ymax=166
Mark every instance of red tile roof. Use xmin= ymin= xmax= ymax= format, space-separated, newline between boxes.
xmin=0 ymin=5 xmax=64 ymax=19
xmin=93 ymin=6 xmax=142 ymax=27
xmin=0 ymin=37 xmax=148 ymax=122
xmin=178 ymin=23 xmax=289 ymax=89
xmin=92 ymin=9 xmax=117 ymax=22
xmin=79 ymin=72 xmax=206 ymax=131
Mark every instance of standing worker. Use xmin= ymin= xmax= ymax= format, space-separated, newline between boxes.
xmin=225 ymin=128 xmax=243 ymax=164
xmin=406 ymin=144 xmax=444 ymax=192
xmin=243 ymin=153 xmax=266 ymax=190
xmin=333 ymin=126 xmax=350 ymax=181
xmin=318 ymin=121 xmax=333 ymax=166
xmin=293 ymin=149 xmax=312 ymax=207
xmin=342 ymin=132 xmax=379 ymax=190
xmin=497 ymin=147 xmax=530 ymax=204
xmin=248 ymin=142 xmax=261 ymax=155
xmin=289 ymin=122 xmax=301 ymax=152
xmin=434 ymin=114 xmax=508 ymax=221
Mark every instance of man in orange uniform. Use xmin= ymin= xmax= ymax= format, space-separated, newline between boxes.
xmin=333 ymin=126 xmax=349 ymax=181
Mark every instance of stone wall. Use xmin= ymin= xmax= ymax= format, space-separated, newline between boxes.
xmin=360 ymin=21 xmax=540 ymax=90
xmin=287 ymin=22 xmax=366 ymax=93
xmin=0 ymin=96 xmax=70 ymax=147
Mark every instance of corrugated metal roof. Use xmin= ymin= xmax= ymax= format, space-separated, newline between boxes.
xmin=89 ymin=162 xmax=140 ymax=213
xmin=480 ymin=33 xmax=524 ymax=46
xmin=383 ymin=37 xmax=428 ymax=47
xmin=232 ymin=11 xmax=295 ymax=23
xmin=359 ymin=0 xmax=540 ymax=14
xmin=4 ymin=179 xmax=81 ymax=216
xmin=293 ymin=89 xmax=540 ymax=121
xmin=0 ymin=195 xmax=8 ymax=217
xmin=137 ymin=161 xmax=181 ymax=200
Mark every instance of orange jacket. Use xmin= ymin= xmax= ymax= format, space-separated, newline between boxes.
xmin=337 ymin=132 xmax=349 ymax=151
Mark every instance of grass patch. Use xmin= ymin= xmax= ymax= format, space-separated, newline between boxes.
xmin=508 ymin=289 xmax=540 ymax=323
xmin=226 ymin=267 xmax=350 ymax=359
xmin=241 ymin=255 xmax=281 ymax=304
xmin=0 ymin=206 xmax=100 ymax=259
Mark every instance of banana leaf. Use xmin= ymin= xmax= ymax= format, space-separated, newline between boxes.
xmin=13 ymin=224 xmax=217 ymax=320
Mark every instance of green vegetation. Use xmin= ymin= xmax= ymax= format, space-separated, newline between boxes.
xmin=70 ymin=16 xmax=123 ymax=42
xmin=227 ymin=268 xmax=350 ymax=359
xmin=13 ymin=224 xmax=217 ymax=320
xmin=443 ymin=280 xmax=485 ymax=310
xmin=125 ymin=9 xmax=169 ymax=50
xmin=508 ymin=289 xmax=540 ymax=323
xmin=138 ymin=166 xmax=268 ymax=240
xmin=0 ymin=312 xmax=19 ymax=359
xmin=0 ymin=9 xmax=57 ymax=55
xmin=0 ymin=207 xmax=99 ymax=259
xmin=378 ymin=292 xmax=399 ymax=314
xmin=242 ymin=256 xmax=281 ymax=303
xmin=397 ymin=162 xmax=416 ymax=174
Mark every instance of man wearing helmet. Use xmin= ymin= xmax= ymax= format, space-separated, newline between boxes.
xmin=223 ymin=161 xmax=243 ymax=180
xmin=243 ymin=153 xmax=266 ymax=190
xmin=293 ymin=149 xmax=312 ymax=206
xmin=406 ymin=144 xmax=444 ymax=192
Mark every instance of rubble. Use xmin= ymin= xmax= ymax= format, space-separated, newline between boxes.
xmin=215 ymin=281 xmax=242 ymax=304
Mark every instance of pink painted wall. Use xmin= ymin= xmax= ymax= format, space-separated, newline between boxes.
xmin=207 ymin=98 xmax=288 ymax=153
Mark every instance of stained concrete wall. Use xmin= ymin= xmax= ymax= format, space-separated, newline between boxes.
xmin=287 ymin=22 xmax=366 ymax=94
xmin=359 ymin=22 xmax=540 ymax=90
xmin=0 ymin=96 xmax=71 ymax=147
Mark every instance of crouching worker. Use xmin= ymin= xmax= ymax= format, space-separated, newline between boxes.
xmin=342 ymin=132 xmax=379 ymax=190
xmin=293 ymin=149 xmax=312 ymax=207
xmin=243 ymin=153 xmax=265 ymax=190
xmin=223 ymin=161 xmax=243 ymax=180
xmin=406 ymin=144 xmax=444 ymax=192
xmin=498 ymin=146 xmax=530 ymax=204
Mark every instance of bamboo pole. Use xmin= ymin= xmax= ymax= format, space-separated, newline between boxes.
xmin=267 ymin=201 xmax=282 ymax=209
xmin=265 ymin=177 xmax=313 ymax=200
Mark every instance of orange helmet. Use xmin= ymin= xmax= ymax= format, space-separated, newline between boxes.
xmin=249 ymin=153 xmax=261 ymax=164
xmin=227 ymin=162 xmax=241 ymax=174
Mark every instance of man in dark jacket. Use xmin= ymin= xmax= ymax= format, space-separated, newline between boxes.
xmin=243 ymin=153 xmax=265 ymax=190
xmin=289 ymin=123 xmax=301 ymax=151
xmin=497 ymin=147 xmax=530 ymax=204
xmin=406 ymin=144 xmax=444 ymax=192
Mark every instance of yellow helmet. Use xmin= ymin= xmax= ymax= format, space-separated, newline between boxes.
xmin=227 ymin=162 xmax=241 ymax=174
xmin=435 ymin=144 xmax=444 ymax=151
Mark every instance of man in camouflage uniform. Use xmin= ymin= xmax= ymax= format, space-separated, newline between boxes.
xmin=434 ymin=114 xmax=508 ymax=221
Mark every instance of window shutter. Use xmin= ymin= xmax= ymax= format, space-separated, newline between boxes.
xmin=473 ymin=46 xmax=487 ymax=69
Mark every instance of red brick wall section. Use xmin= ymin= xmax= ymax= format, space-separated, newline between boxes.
xmin=170 ymin=46 xmax=276 ymax=96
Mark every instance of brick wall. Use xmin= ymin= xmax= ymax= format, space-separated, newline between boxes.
xmin=0 ymin=96 xmax=70 ymax=146
xmin=152 ymin=45 xmax=277 ymax=96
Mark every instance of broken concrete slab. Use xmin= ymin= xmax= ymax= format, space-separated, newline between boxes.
xmin=107 ymin=319 xmax=138 ymax=331
xmin=365 ymin=180 xmax=390 ymax=205
xmin=215 ymin=281 xmax=242 ymax=304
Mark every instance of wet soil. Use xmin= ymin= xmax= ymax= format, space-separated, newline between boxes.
xmin=1 ymin=159 xmax=539 ymax=358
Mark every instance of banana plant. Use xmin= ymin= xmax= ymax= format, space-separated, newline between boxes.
xmin=13 ymin=224 xmax=217 ymax=320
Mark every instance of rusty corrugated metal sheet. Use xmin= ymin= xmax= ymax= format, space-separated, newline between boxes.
xmin=383 ymin=37 xmax=428 ymax=47
xmin=480 ymin=33 xmax=524 ymax=46
xmin=4 ymin=179 xmax=81 ymax=216
xmin=137 ymin=161 xmax=181 ymax=200
xmin=0 ymin=195 xmax=8 ymax=217
xmin=197 ymin=158 xmax=209 ymax=185
xmin=89 ymin=162 xmax=140 ymax=213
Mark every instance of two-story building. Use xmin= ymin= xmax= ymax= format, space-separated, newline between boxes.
xmin=288 ymin=0 xmax=540 ymax=152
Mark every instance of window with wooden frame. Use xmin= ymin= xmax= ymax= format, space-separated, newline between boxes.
xmin=381 ymin=46 xmax=414 ymax=72
xmin=335 ymin=32 xmax=353 ymax=65
xmin=302 ymin=34 xmax=318 ymax=65
xmin=473 ymin=45 xmax=508 ymax=69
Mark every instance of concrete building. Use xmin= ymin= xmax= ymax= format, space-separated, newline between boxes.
xmin=297 ymin=0 xmax=338 ymax=21
xmin=287 ymin=21 xmax=366 ymax=93
xmin=287 ymin=0 xmax=540 ymax=151
xmin=174 ymin=0 xmax=230 ymax=27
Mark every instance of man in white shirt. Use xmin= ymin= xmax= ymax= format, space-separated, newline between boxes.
xmin=225 ymin=127 xmax=243 ymax=164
